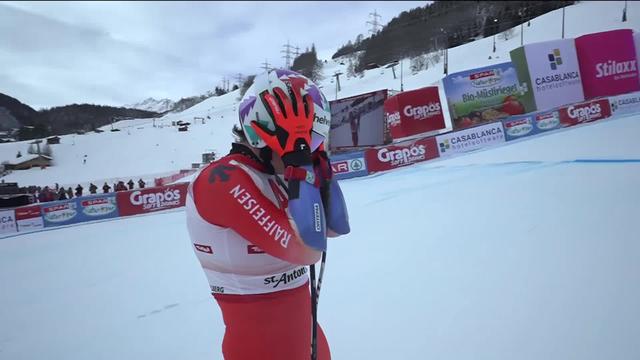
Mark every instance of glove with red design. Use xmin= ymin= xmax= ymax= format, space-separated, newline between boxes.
xmin=250 ymin=87 xmax=314 ymax=167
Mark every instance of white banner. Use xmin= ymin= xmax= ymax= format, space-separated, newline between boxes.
xmin=15 ymin=206 xmax=44 ymax=233
xmin=524 ymin=38 xmax=585 ymax=110
xmin=436 ymin=122 xmax=505 ymax=157
xmin=0 ymin=209 xmax=17 ymax=236
xmin=609 ymin=91 xmax=640 ymax=116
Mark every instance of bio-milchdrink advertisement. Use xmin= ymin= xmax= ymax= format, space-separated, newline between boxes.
xmin=442 ymin=62 xmax=531 ymax=130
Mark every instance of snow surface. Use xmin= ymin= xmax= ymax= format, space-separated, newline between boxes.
xmin=1 ymin=113 xmax=639 ymax=360
xmin=1 ymin=1 xmax=640 ymax=359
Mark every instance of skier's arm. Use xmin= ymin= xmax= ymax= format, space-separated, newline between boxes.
xmin=191 ymin=161 xmax=322 ymax=265
xmin=312 ymin=147 xmax=350 ymax=237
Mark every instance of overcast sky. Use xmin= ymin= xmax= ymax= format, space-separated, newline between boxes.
xmin=0 ymin=1 xmax=425 ymax=109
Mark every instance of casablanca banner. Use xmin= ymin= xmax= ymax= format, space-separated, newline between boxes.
xmin=510 ymin=38 xmax=584 ymax=111
xmin=609 ymin=91 xmax=640 ymax=116
xmin=384 ymin=86 xmax=446 ymax=140
xmin=15 ymin=205 xmax=44 ymax=233
xmin=575 ymin=29 xmax=639 ymax=99
xmin=436 ymin=121 xmax=505 ymax=157
xmin=442 ymin=62 xmax=531 ymax=130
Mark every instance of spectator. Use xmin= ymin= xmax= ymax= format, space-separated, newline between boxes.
xmin=38 ymin=187 xmax=48 ymax=203
xmin=89 ymin=183 xmax=98 ymax=194
xmin=127 ymin=179 xmax=134 ymax=190
xmin=67 ymin=187 xmax=73 ymax=199
xmin=115 ymin=181 xmax=127 ymax=192
xmin=102 ymin=182 xmax=111 ymax=193
xmin=75 ymin=184 xmax=83 ymax=197
xmin=58 ymin=188 xmax=67 ymax=200
xmin=55 ymin=183 xmax=60 ymax=191
xmin=138 ymin=178 xmax=146 ymax=188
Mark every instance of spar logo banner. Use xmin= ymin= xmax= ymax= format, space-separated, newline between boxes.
xmin=576 ymin=29 xmax=639 ymax=99
xmin=442 ymin=62 xmax=530 ymax=130
xmin=437 ymin=122 xmax=505 ymax=157
xmin=15 ymin=205 xmax=44 ymax=232
xmin=117 ymin=183 xmax=188 ymax=216
xmin=558 ymin=98 xmax=612 ymax=127
xmin=384 ymin=86 xmax=446 ymax=140
xmin=329 ymin=151 xmax=368 ymax=180
xmin=610 ymin=91 xmax=640 ymax=116
xmin=329 ymin=90 xmax=389 ymax=150
xmin=0 ymin=209 xmax=17 ymax=236
xmin=502 ymin=109 xmax=561 ymax=141
xmin=365 ymin=136 xmax=439 ymax=173
xmin=41 ymin=199 xmax=81 ymax=228
xmin=510 ymin=38 xmax=584 ymax=111
xmin=77 ymin=194 xmax=119 ymax=222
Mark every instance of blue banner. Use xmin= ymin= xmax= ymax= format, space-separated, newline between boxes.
xmin=41 ymin=199 xmax=83 ymax=228
xmin=330 ymin=151 xmax=369 ymax=180
xmin=502 ymin=109 xmax=561 ymax=141
xmin=40 ymin=193 xmax=119 ymax=228
xmin=75 ymin=194 xmax=119 ymax=222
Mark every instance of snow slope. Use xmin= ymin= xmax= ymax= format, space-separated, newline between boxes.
xmin=1 ymin=1 xmax=637 ymax=189
xmin=1 ymin=113 xmax=639 ymax=360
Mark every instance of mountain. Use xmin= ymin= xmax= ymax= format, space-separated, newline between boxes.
xmin=0 ymin=92 xmax=160 ymax=141
xmin=0 ymin=93 xmax=38 ymax=131
xmin=125 ymin=97 xmax=175 ymax=113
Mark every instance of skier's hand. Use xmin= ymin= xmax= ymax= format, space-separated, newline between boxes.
xmin=251 ymin=87 xmax=314 ymax=167
xmin=312 ymin=143 xmax=332 ymax=184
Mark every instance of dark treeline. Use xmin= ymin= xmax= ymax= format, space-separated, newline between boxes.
xmin=333 ymin=1 xmax=574 ymax=72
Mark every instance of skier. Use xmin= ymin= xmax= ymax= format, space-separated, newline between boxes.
xmin=185 ymin=69 xmax=350 ymax=360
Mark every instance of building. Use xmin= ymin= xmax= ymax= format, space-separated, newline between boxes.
xmin=47 ymin=136 xmax=61 ymax=144
xmin=3 ymin=154 xmax=53 ymax=170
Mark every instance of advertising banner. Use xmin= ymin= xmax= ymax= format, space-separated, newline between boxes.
xmin=609 ymin=91 xmax=640 ymax=116
xmin=442 ymin=62 xmax=531 ymax=130
xmin=510 ymin=38 xmax=584 ymax=111
xmin=117 ymin=183 xmax=189 ymax=217
xmin=501 ymin=109 xmax=561 ymax=141
xmin=15 ymin=205 xmax=44 ymax=233
xmin=558 ymin=98 xmax=612 ymax=127
xmin=365 ymin=136 xmax=439 ymax=173
xmin=76 ymin=194 xmax=119 ymax=222
xmin=41 ymin=199 xmax=82 ymax=228
xmin=329 ymin=90 xmax=389 ymax=150
xmin=436 ymin=121 xmax=505 ymax=157
xmin=329 ymin=151 xmax=368 ymax=180
xmin=576 ymin=29 xmax=639 ymax=99
xmin=384 ymin=86 xmax=446 ymax=140
xmin=0 ymin=209 xmax=17 ymax=236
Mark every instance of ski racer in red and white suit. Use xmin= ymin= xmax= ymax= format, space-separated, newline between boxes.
xmin=186 ymin=69 xmax=350 ymax=359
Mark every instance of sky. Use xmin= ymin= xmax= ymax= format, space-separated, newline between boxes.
xmin=0 ymin=1 xmax=425 ymax=110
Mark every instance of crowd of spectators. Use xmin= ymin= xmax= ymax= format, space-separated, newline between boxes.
xmin=31 ymin=178 xmax=147 ymax=203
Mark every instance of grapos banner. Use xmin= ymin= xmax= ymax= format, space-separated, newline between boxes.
xmin=576 ymin=29 xmax=639 ymax=99
xmin=609 ymin=91 xmax=640 ymax=116
xmin=558 ymin=98 xmax=612 ymax=127
xmin=365 ymin=136 xmax=439 ymax=173
xmin=384 ymin=86 xmax=446 ymax=139
xmin=437 ymin=122 xmax=505 ymax=157
xmin=0 ymin=209 xmax=17 ymax=235
xmin=510 ymin=38 xmax=584 ymax=111
xmin=442 ymin=62 xmax=531 ymax=130
xmin=329 ymin=90 xmax=389 ymax=150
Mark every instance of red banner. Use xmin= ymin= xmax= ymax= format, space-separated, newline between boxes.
xmin=558 ymin=98 xmax=612 ymax=127
xmin=15 ymin=205 xmax=41 ymax=220
xmin=154 ymin=169 xmax=197 ymax=187
xmin=117 ymin=183 xmax=189 ymax=217
xmin=384 ymin=86 xmax=446 ymax=140
xmin=365 ymin=136 xmax=439 ymax=173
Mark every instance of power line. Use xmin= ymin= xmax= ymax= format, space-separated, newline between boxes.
xmin=260 ymin=59 xmax=271 ymax=73
xmin=366 ymin=9 xmax=382 ymax=35
xmin=281 ymin=40 xmax=295 ymax=69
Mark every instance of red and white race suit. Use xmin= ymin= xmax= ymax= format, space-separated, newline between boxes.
xmin=186 ymin=145 xmax=330 ymax=359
